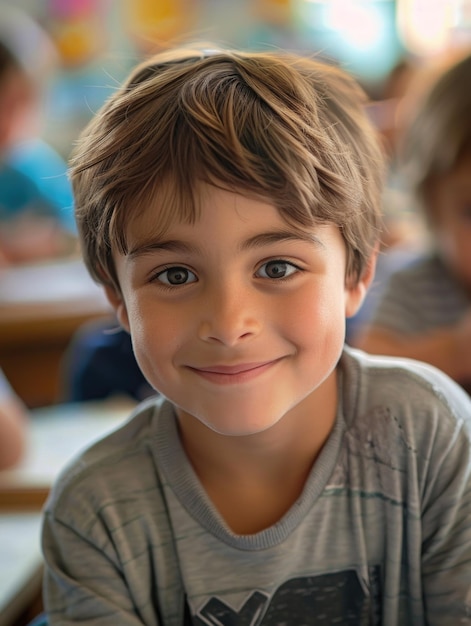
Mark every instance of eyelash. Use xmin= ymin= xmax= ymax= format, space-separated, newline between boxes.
xmin=255 ymin=259 xmax=302 ymax=280
xmin=152 ymin=259 xmax=303 ymax=288
xmin=152 ymin=266 xmax=197 ymax=289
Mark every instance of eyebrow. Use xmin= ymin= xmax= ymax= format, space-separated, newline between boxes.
xmin=128 ymin=229 xmax=324 ymax=258
xmin=129 ymin=239 xmax=197 ymax=258
xmin=240 ymin=230 xmax=324 ymax=251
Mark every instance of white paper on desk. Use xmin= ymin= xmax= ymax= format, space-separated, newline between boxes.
xmin=0 ymin=258 xmax=108 ymax=304
xmin=0 ymin=401 xmax=134 ymax=489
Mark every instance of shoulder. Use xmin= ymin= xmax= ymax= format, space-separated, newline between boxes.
xmin=341 ymin=345 xmax=471 ymax=441
xmin=337 ymin=348 xmax=471 ymax=556
xmin=45 ymin=397 xmax=172 ymax=522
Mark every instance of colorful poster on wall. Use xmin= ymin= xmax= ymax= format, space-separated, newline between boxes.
xmin=47 ymin=0 xmax=109 ymax=68
xmin=122 ymin=0 xmax=198 ymax=53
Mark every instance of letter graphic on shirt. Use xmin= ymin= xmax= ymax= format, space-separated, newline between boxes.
xmin=191 ymin=568 xmax=381 ymax=625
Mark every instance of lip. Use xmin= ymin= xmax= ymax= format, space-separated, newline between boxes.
xmin=187 ymin=359 xmax=283 ymax=385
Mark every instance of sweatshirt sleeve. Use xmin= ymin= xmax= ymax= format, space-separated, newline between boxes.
xmin=42 ymin=508 xmax=157 ymax=626
xmin=419 ymin=382 xmax=471 ymax=623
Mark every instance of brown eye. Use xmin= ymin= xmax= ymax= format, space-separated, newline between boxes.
xmin=256 ymin=260 xmax=299 ymax=279
xmin=157 ymin=267 xmax=197 ymax=285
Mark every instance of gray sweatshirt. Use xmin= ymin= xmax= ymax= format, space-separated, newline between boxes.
xmin=42 ymin=347 xmax=471 ymax=625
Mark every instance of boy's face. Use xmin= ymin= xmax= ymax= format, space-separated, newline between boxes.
xmin=430 ymin=152 xmax=471 ymax=291
xmin=107 ymin=184 xmax=370 ymax=436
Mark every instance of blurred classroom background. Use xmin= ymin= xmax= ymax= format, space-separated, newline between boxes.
xmin=1 ymin=0 xmax=471 ymax=410
xmin=1 ymin=0 xmax=470 ymax=409
xmin=4 ymin=0 xmax=471 ymax=161
xmin=1 ymin=2 xmax=471 ymax=625
xmin=1 ymin=0 xmax=471 ymax=406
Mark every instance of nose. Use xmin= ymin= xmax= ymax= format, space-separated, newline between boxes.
xmin=198 ymin=281 xmax=261 ymax=346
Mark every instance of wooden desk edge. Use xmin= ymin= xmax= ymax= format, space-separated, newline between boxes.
xmin=0 ymin=488 xmax=49 ymax=511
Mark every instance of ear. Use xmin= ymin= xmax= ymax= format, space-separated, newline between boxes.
xmin=344 ymin=247 xmax=378 ymax=319
xmin=104 ymin=284 xmax=130 ymax=332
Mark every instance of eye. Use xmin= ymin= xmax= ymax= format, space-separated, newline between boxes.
xmin=155 ymin=266 xmax=197 ymax=286
xmin=256 ymin=260 xmax=300 ymax=279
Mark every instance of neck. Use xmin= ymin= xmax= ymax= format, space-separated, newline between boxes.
xmin=176 ymin=373 xmax=338 ymax=533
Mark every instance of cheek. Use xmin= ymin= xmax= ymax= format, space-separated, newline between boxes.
xmin=123 ymin=300 xmax=184 ymax=372
xmin=280 ymin=282 xmax=346 ymax=345
xmin=123 ymin=301 xmax=166 ymax=358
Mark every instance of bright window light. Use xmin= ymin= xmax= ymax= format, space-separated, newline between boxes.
xmin=323 ymin=1 xmax=386 ymax=50
xmin=397 ymin=0 xmax=459 ymax=55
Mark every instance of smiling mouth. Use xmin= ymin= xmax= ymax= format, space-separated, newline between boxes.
xmin=187 ymin=359 xmax=283 ymax=384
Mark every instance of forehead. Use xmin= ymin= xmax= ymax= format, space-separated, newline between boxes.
xmin=121 ymin=181 xmax=310 ymax=247
xmin=119 ymin=184 xmax=346 ymax=266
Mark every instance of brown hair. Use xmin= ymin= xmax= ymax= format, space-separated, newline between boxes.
xmin=70 ymin=45 xmax=384 ymax=290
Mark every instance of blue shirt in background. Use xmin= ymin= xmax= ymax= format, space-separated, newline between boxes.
xmin=0 ymin=138 xmax=75 ymax=232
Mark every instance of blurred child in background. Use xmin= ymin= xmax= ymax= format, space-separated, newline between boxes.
xmin=0 ymin=7 xmax=76 ymax=266
xmin=62 ymin=317 xmax=154 ymax=403
xmin=345 ymin=57 xmax=425 ymax=344
xmin=357 ymin=50 xmax=471 ymax=394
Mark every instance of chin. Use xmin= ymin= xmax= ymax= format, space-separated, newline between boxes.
xmin=207 ymin=423 xmax=279 ymax=437
xmin=198 ymin=409 xmax=285 ymax=437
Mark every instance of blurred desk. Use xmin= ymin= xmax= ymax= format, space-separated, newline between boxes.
xmin=0 ymin=400 xmax=135 ymax=626
xmin=0 ymin=399 xmax=135 ymax=510
xmin=0 ymin=259 xmax=112 ymax=407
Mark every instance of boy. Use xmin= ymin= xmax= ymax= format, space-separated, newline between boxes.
xmin=357 ymin=51 xmax=471 ymax=394
xmin=42 ymin=46 xmax=471 ymax=625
